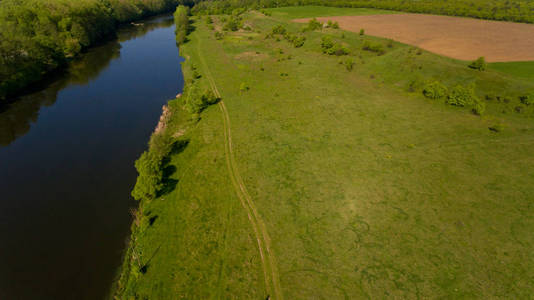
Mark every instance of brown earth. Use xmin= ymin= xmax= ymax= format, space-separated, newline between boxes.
xmin=294 ymin=14 xmax=534 ymax=62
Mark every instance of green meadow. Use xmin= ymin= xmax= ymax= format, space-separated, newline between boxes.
xmin=115 ymin=6 xmax=534 ymax=299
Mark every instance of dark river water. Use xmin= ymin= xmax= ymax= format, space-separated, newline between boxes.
xmin=0 ymin=15 xmax=183 ymax=299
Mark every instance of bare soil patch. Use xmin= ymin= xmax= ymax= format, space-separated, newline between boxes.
xmin=294 ymin=14 xmax=534 ymax=62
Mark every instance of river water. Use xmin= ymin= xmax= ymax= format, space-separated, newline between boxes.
xmin=0 ymin=15 xmax=183 ymax=299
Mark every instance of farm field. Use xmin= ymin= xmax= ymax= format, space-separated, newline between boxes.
xmin=115 ymin=6 xmax=534 ymax=299
xmin=294 ymin=13 xmax=534 ymax=62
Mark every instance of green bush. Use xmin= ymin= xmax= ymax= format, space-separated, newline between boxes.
xmin=215 ymin=31 xmax=224 ymax=40
xmin=519 ymin=93 xmax=533 ymax=105
xmin=223 ymin=16 xmax=241 ymax=31
xmin=240 ymin=82 xmax=249 ymax=92
xmin=344 ymin=58 xmax=355 ymax=71
xmin=422 ymin=81 xmax=448 ymax=100
xmin=362 ymin=40 xmax=385 ymax=55
xmin=468 ymin=56 xmax=487 ymax=71
xmin=447 ymin=84 xmax=478 ymax=107
xmin=272 ymin=25 xmax=287 ymax=35
xmin=306 ymin=18 xmax=323 ymax=31
xmin=359 ymin=28 xmax=365 ymax=35
xmin=131 ymin=151 xmax=163 ymax=201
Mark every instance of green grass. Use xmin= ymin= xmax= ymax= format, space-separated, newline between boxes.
xmin=116 ymin=6 xmax=534 ymax=299
xmin=489 ymin=61 xmax=534 ymax=80
xmin=266 ymin=5 xmax=396 ymax=20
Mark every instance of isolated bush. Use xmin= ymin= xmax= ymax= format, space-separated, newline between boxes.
xmin=344 ymin=58 xmax=355 ymax=71
xmin=260 ymin=9 xmax=272 ymax=16
xmin=272 ymin=24 xmax=287 ymax=35
xmin=422 ymin=81 xmax=448 ymax=100
xmin=519 ymin=93 xmax=533 ymax=105
xmin=291 ymin=35 xmax=306 ymax=48
xmin=240 ymin=82 xmax=249 ymax=92
xmin=362 ymin=40 xmax=385 ymax=55
xmin=472 ymin=99 xmax=486 ymax=115
xmin=326 ymin=20 xmax=339 ymax=28
xmin=306 ymin=18 xmax=323 ymax=31
xmin=447 ymin=84 xmax=478 ymax=107
xmin=359 ymin=28 xmax=365 ymax=35
xmin=321 ymin=36 xmax=334 ymax=51
xmin=468 ymin=56 xmax=487 ymax=71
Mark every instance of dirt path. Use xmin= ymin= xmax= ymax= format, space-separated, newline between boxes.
xmin=294 ymin=14 xmax=534 ymax=62
xmin=196 ymin=38 xmax=283 ymax=300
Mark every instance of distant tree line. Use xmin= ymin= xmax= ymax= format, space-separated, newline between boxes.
xmin=0 ymin=0 xmax=201 ymax=103
xmin=191 ymin=0 xmax=534 ymax=24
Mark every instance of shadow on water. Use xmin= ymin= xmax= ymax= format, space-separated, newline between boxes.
xmin=0 ymin=15 xmax=174 ymax=147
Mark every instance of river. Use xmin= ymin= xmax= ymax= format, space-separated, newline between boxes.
xmin=0 ymin=15 xmax=183 ymax=299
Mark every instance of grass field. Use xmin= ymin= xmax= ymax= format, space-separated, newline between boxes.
xmin=115 ymin=6 xmax=534 ymax=299
xmin=489 ymin=61 xmax=534 ymax=80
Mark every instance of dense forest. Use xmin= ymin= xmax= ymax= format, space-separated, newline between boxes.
xmin=0 ymin=0 xmax=197 ymax=102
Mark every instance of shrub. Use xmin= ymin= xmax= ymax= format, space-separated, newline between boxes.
xmin=306 ymin=18 xmax=323 ymax=31
xmin=240 ymin=82 xmax=249 ymax=92
xmin=215 ymin=31 xmax=224 ymax=40
xmin=205 ymin=15 xmax=213 ymax=24
xmin=468 ymin=56 xmax=487 ymax=71
xmin=447 ymin=84 xmax=478 ymax=107
xmin=321 ymin=36 xmax=334 ymax=52
xmin=362 ymin=40 xmax=385 ymax=55
xmin=292 ymin=36 xmax=306 ymax=48
xmin=327 ymin=43 xmax=349 ymax=56
xmin=344 ymin=58 xmax=355 ymax=71
xmin=131 ymin=151 xmax=163 ymax=201
xmin=472 ymin=99 xmax=486 ymax=115
xmin=422 ymin=81 xmax=448 ymax=100
xmin=519 ymin=93 xmax=533 ymax=105
xmin=359 ymin=28 xmax=365 ymax=35
xmin=272 ymin=25 xmax=286 ymax=35
xmin=223 ymin=16 xmax=241 ymax=31
xmin=332 ymin=21 xmax=340 ymax=29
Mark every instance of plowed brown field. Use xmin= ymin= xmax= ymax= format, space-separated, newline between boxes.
xmin=294 ymin=14 xmax=534 ymax=62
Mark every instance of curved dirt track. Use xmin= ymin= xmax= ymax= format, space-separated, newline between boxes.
xmin=197 ymin=38 xmax=283 ymax=300
xmin=294 ymin=14 xmax=534 ymax=62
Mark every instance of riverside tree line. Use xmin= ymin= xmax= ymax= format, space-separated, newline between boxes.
xmin=0 ymin=0 xmax=199 ymax=102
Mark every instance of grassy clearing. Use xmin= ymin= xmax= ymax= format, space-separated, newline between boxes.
xmin=116 ymin=7 xmax=534 ymax=299
xmin=267 ymin=5 xmax=396 ymax=20
xmin=489 ymin=61 xmax=534 ymax=80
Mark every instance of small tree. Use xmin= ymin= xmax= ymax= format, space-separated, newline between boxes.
xmin=131 ymin=152 xmax=163 ymax=201
xmin=468 ymin=57 xmax=486 ymax=71
xmin=422 ymin=81 xmax=448 ymax=100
